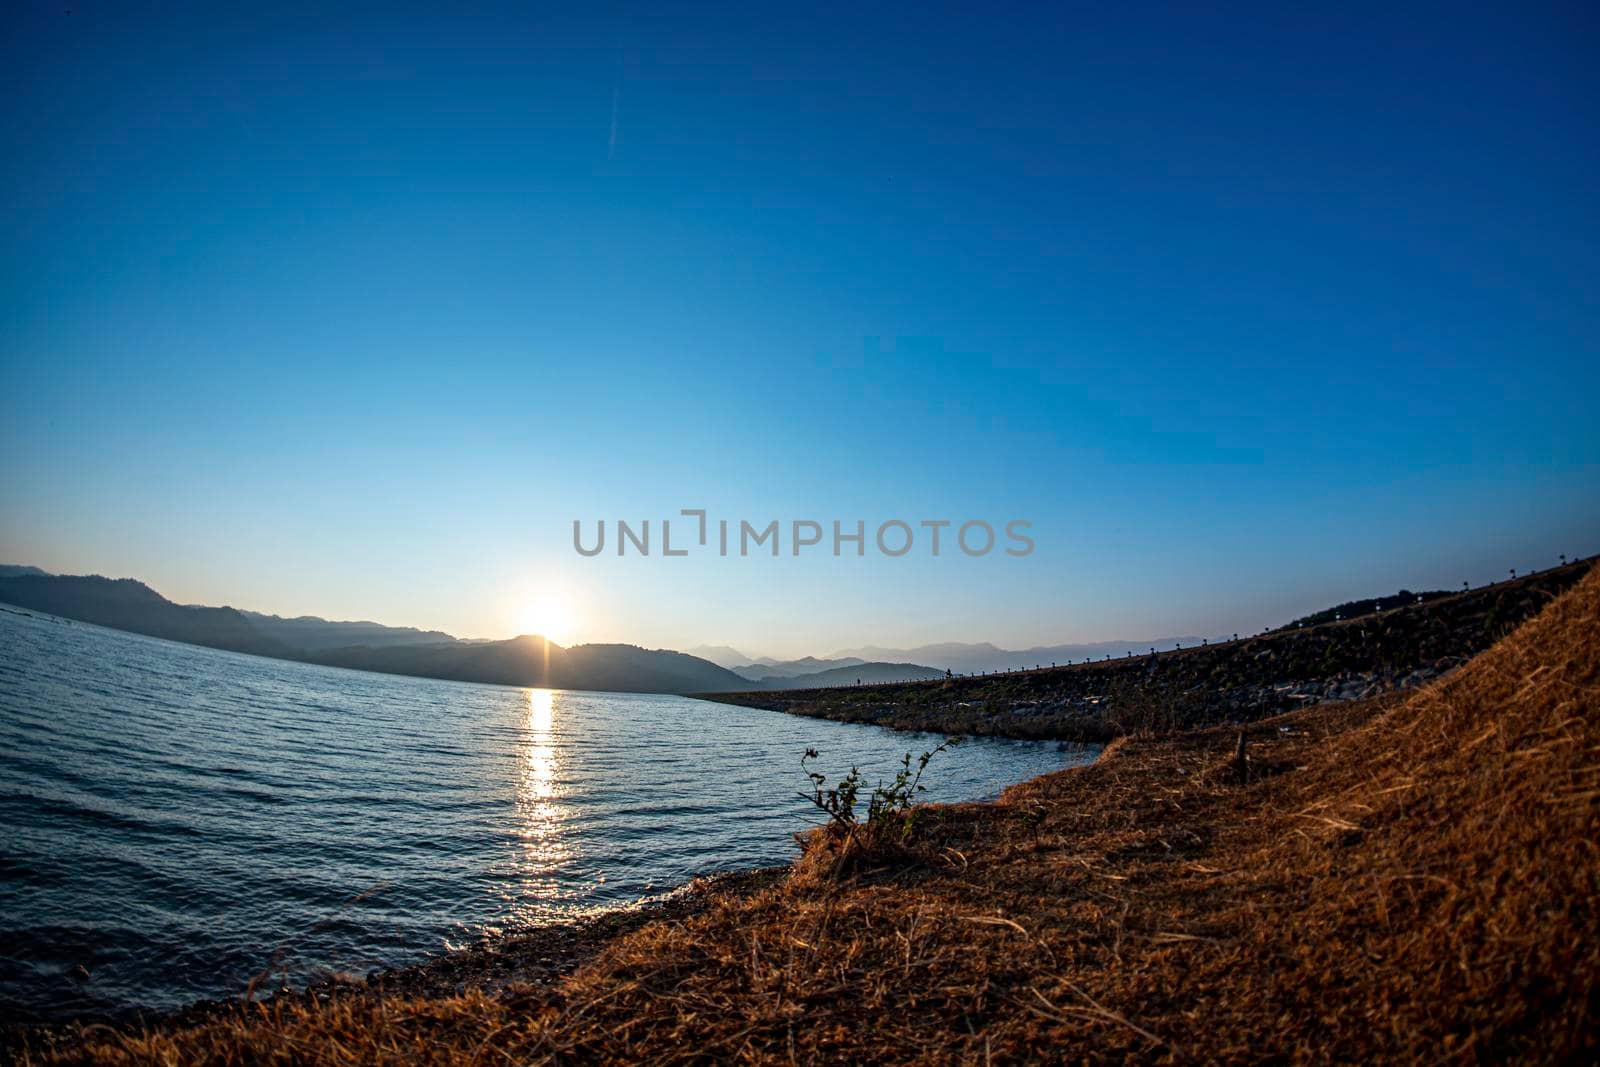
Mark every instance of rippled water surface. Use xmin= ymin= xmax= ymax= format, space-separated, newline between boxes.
xmin=0 ymin=605 xmax=1089 ymax=1021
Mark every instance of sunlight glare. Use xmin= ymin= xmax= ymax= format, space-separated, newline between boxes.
xmin=518 ymin=597 xmax=573 ymax=645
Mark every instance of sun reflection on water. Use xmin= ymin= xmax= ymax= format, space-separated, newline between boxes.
xmin=523 ymin=688 xmax=557 ymax=801
xmin=509 ymin=687 xmax=577 ymax=919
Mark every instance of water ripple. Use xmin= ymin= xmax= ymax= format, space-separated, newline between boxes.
xmin=0 ymin=607 xmax=1090 ymax=1022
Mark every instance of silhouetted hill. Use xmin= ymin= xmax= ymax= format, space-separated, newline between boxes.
xmin=0 ymin=564 xmax=50 ymax=578
xmin=0 ymin=574 xmax=753 ymax=695
xmin=242 ymin=610 xmax=457 ymax=651
xmin=0 ymin=574 xmax=291 ymax=657
xmin=558 ymin=644 xmax=751 ymax=693
xmin=312 ymin=637 xmax=747 ymax=694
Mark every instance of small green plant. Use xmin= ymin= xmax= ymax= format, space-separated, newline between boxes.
xmin=800 ymin=748 xmax=862 ymax=828
xmin=800 ymin=737 xmax=961 ymax=837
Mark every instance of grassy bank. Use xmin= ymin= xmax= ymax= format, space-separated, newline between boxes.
xmin=698 ymin=560 xmax=1594 ymax=741
xmin=19 ymin=565 xmax=1599 ymax=1062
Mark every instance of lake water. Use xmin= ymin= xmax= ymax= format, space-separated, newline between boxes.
xmin=0 ymin=605 xmax=1088 ymax=1023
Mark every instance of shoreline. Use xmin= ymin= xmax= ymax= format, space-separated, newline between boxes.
xmin=2 ymin=867 xmax=786 ymax=1054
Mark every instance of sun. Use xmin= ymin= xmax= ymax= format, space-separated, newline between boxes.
xmin=517 ymin=597 xmax=574 ymax=645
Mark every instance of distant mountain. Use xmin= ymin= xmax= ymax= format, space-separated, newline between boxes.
xmin=831 ymin=642 xmax=1006 ymax=671
xmin=241 ymin=610 xmax=456 ymax=652
xmin=0 ymin=573 xmax=749 ymax=696
xmin=684 ymin=645 xmax=753 ymax=670
xmin=0 ymin=564 xmax=51 ymax=578
xmin=827 ymin=639 xmax=1207 ymax=675
xmin=751 ymin=661 xmax=944 ymax=690
xmin=728 ymin=655 xmax=865 ymax=681
xmin=0 ymin=574 xmax=292 ymax=658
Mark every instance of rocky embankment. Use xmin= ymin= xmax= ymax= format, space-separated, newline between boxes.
xmin=698 ymin=560 xmax=1593 ymax=741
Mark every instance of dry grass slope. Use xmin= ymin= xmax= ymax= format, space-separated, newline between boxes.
xmin=28 ymin=571 xmax=1600 ymax=1064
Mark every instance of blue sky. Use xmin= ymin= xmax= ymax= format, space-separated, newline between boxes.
xmin=2 ymin=1 xmax=1597 ymax=657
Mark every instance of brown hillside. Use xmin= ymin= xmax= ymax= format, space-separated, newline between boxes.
xmin=32 ymin=568 xmax=1600 ymax=1064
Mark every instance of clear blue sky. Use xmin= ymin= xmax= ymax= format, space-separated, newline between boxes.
xmin=3 ymin=1 xmax=1596 ymax=658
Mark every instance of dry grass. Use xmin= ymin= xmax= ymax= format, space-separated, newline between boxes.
xmin=24 ymin=571 xmax=1600 ymax=1064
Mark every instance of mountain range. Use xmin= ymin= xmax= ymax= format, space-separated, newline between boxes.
xmin=683 ymin=650 xmax=946 ymax=688
xmin=0 ymin=569 xmax=950 ymax=695
xmin=0 ymin=572 xmax=749 ymax=695
xmin=240 ymin=610 xmax=457 ymax=652
xmin=733 ymin=655 xmax=866 ymax=679
xmin=0 ymin=564 xmax=1483 ymax=698
xmin=750 ymin=661 xmax=945 ymax=688
xmin=693 ymin=638 xmax=1209 ymax=679
xmin=1 ymin=567 xmax=1207 ymax=694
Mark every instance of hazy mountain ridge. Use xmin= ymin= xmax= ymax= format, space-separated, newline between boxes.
xmin=695 ymin=648 xmax=940 ymax=689
xmin=241 ymin=610 xmax=458 ymax=651
xmin=683 ymin=645 xmax=753 ymax=670
xmin=728 ymin=656 xmax=866 ymax=681
xmin=750 ymin=661 xmax=944 ymax=689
